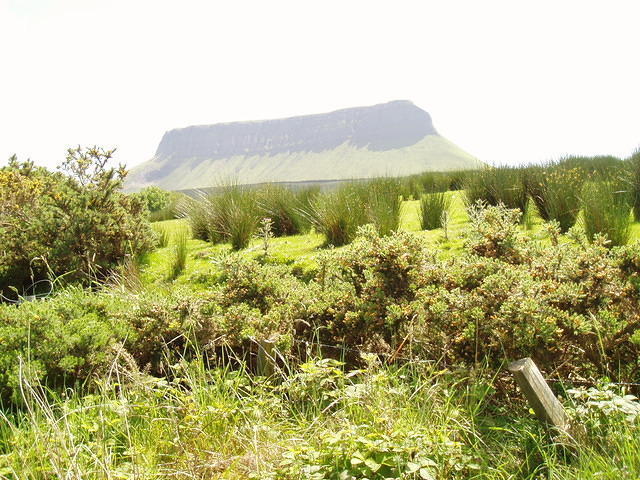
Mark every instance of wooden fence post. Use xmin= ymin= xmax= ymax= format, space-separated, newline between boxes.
xmin=508 ymin=357 xmax=570 ymax=433
xmin=256 ymin=339 xmax=275 ymax=377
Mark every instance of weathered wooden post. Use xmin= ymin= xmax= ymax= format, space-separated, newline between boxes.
xmin=508 ymin=357 xmax=570 ymax=433
xmin=256 ymin=339 xmax=276 ymax=377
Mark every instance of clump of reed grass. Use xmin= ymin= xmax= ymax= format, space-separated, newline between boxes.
xmin=256 ymin=184 xmax=304 ymax=237
xmin=152 ymin=224 xmax=170 ymax=248
xmin=464 ymin=166 xmax=528 ymax=213
xmin=168 ymin=231 xmax=188 ymax=280
xmin=304 ymin=186 xmax=366 ymax=246
xmin=419 ymin=191 xmax=451 ymax=230
xmin=363 ymin=177 xmax=402 ymax=236
xmin=527 ymin=163 xmax=586 ymax=232
xmin=181 ymin=194 xmax=210 ymax=241
xmin=304 ymin=178 xmax=402 ymax=246
xmin=184 ymin=183 xmax=259 ymax=250
xmin=581 ymin=178 xmax=632 ymax=247
xmin=627 ymin=149 xmax=640 ymax=221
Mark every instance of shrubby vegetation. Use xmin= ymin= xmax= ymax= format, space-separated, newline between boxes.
xmin=4 ymin=202 xmax=640 ymax=401
xmin=0 ymin=148 xmax=154 ymax=299
xmin=135 ymin=185 xmax=183 ymax=221
xmin=3 ymin=150 xmax=640 ymax=477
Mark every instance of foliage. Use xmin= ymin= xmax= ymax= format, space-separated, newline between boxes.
xmin=627 ymin=148 xmax=640 ymax=221
xmin=464 ymin=166 xmax=528 ymax=212
xmin=419 ymin=192 xmax=451 ymax=230
xmin=255 ymin=184 xmax=306 ymax=237
xmin=168 ymin=231 xmax=189 ymax=280
xmin=304 ymin=185 xmax=368 ymax=246
xmin=526 ymin=163 xmax=587 ymax=232
xmin=465 ymin=201 xmax=523 ymax=262
xmin=362 ymin=177 xmax=403 ymax=236
xmin=581 ymin=179 xmax=632 ymax=247
xmin=136 ymin=185 xmax=170 ymax=213
xmin=152 ymin=223 xmax=170 ymax=248
xmin=0 ymin=149 xmax=155 ymax=298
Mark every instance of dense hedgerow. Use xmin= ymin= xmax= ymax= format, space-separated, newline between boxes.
xmin=0 ymin=148 xmax=155 ymax=299
xmin=3 ymin=203 xmax=640 ymax=403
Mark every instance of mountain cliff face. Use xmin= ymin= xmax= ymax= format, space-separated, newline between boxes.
xmin=126 ymin=101 xmax=480 ymax=191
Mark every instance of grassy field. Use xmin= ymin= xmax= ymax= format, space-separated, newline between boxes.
xmin=4 ymin=185 xmax=640 ymax=478
xmin=144 ymin=189 xmax=640 ymax=287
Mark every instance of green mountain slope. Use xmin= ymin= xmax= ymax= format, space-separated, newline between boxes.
xmin=125 ymin=101 xmax=481 ymax=191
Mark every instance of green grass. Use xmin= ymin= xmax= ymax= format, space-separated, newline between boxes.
xmin=146 ymin=189 xmax=640 ymax=287
xmin=2 ymin=355 xmax=639 ymax=478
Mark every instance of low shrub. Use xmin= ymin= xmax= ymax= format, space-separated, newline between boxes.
xmin=0 ymin=148 xmax=155 ymax=298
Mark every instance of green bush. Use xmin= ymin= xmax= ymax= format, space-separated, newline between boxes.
xmin=0 ymin=148 xmax=155 ymax=298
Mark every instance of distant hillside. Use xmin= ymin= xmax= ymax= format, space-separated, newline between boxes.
xmin=125 ymin=100 xmax=481 ymax=191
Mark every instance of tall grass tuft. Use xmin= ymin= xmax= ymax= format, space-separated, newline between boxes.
xmin=363 ymin=177 xmax=402 ymax=236
xmin=168 ymin=231 xmax=188 ymax=280
xmin=627 ymin=149 xmax=640 ymax=221
xmin=581 ymin=178 xmax=632 ymax=247
xmin=152 ymin=224 xmax=170 ymax=248
xmin=181 ymin=194 xmax=210 ymax=241
xmin=464 ymin=166 xmax=528 ymax=212
xmin=184 ymin=183 xmax=259 ymax=250
xmin=304 ymin=185 xmax=367 ymax=246
xmin=527 ymin=162 xmax=587 ymax=232
xmin=256 ymin=184 xmax=304 ymax=237
xmin=419 ymin=192 xmax=451 ymax=230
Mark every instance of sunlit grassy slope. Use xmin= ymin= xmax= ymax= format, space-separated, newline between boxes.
xmin=144 ymin=190 xmax=640 ymax=286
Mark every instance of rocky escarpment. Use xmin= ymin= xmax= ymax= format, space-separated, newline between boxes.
xmin=126 ymin=101 xmax=480 ymax=191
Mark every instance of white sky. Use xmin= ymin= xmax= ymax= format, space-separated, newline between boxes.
xmin=1 ymin=0 xmax=638 ymax=170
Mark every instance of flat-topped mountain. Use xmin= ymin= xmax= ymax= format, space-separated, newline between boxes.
xmin=126 ymin=100 xmax=480 ymax=191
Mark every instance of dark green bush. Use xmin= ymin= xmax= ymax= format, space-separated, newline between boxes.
xmin=0 ymin=148 xmax=155 ymax=298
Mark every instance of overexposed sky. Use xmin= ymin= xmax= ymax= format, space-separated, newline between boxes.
xmin=1 ymin=0 xmax=638 ymax=170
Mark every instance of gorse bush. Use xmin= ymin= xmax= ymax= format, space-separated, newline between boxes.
xmin=419 ymin=191 xmax=451 ymax=230
xmin=581 ymin=179 xmax=632 ymax=247
xmin=0 ymin=148 xmax=154 ymax=299
xmin=3 ymin=202 xmax=640 ymax=403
